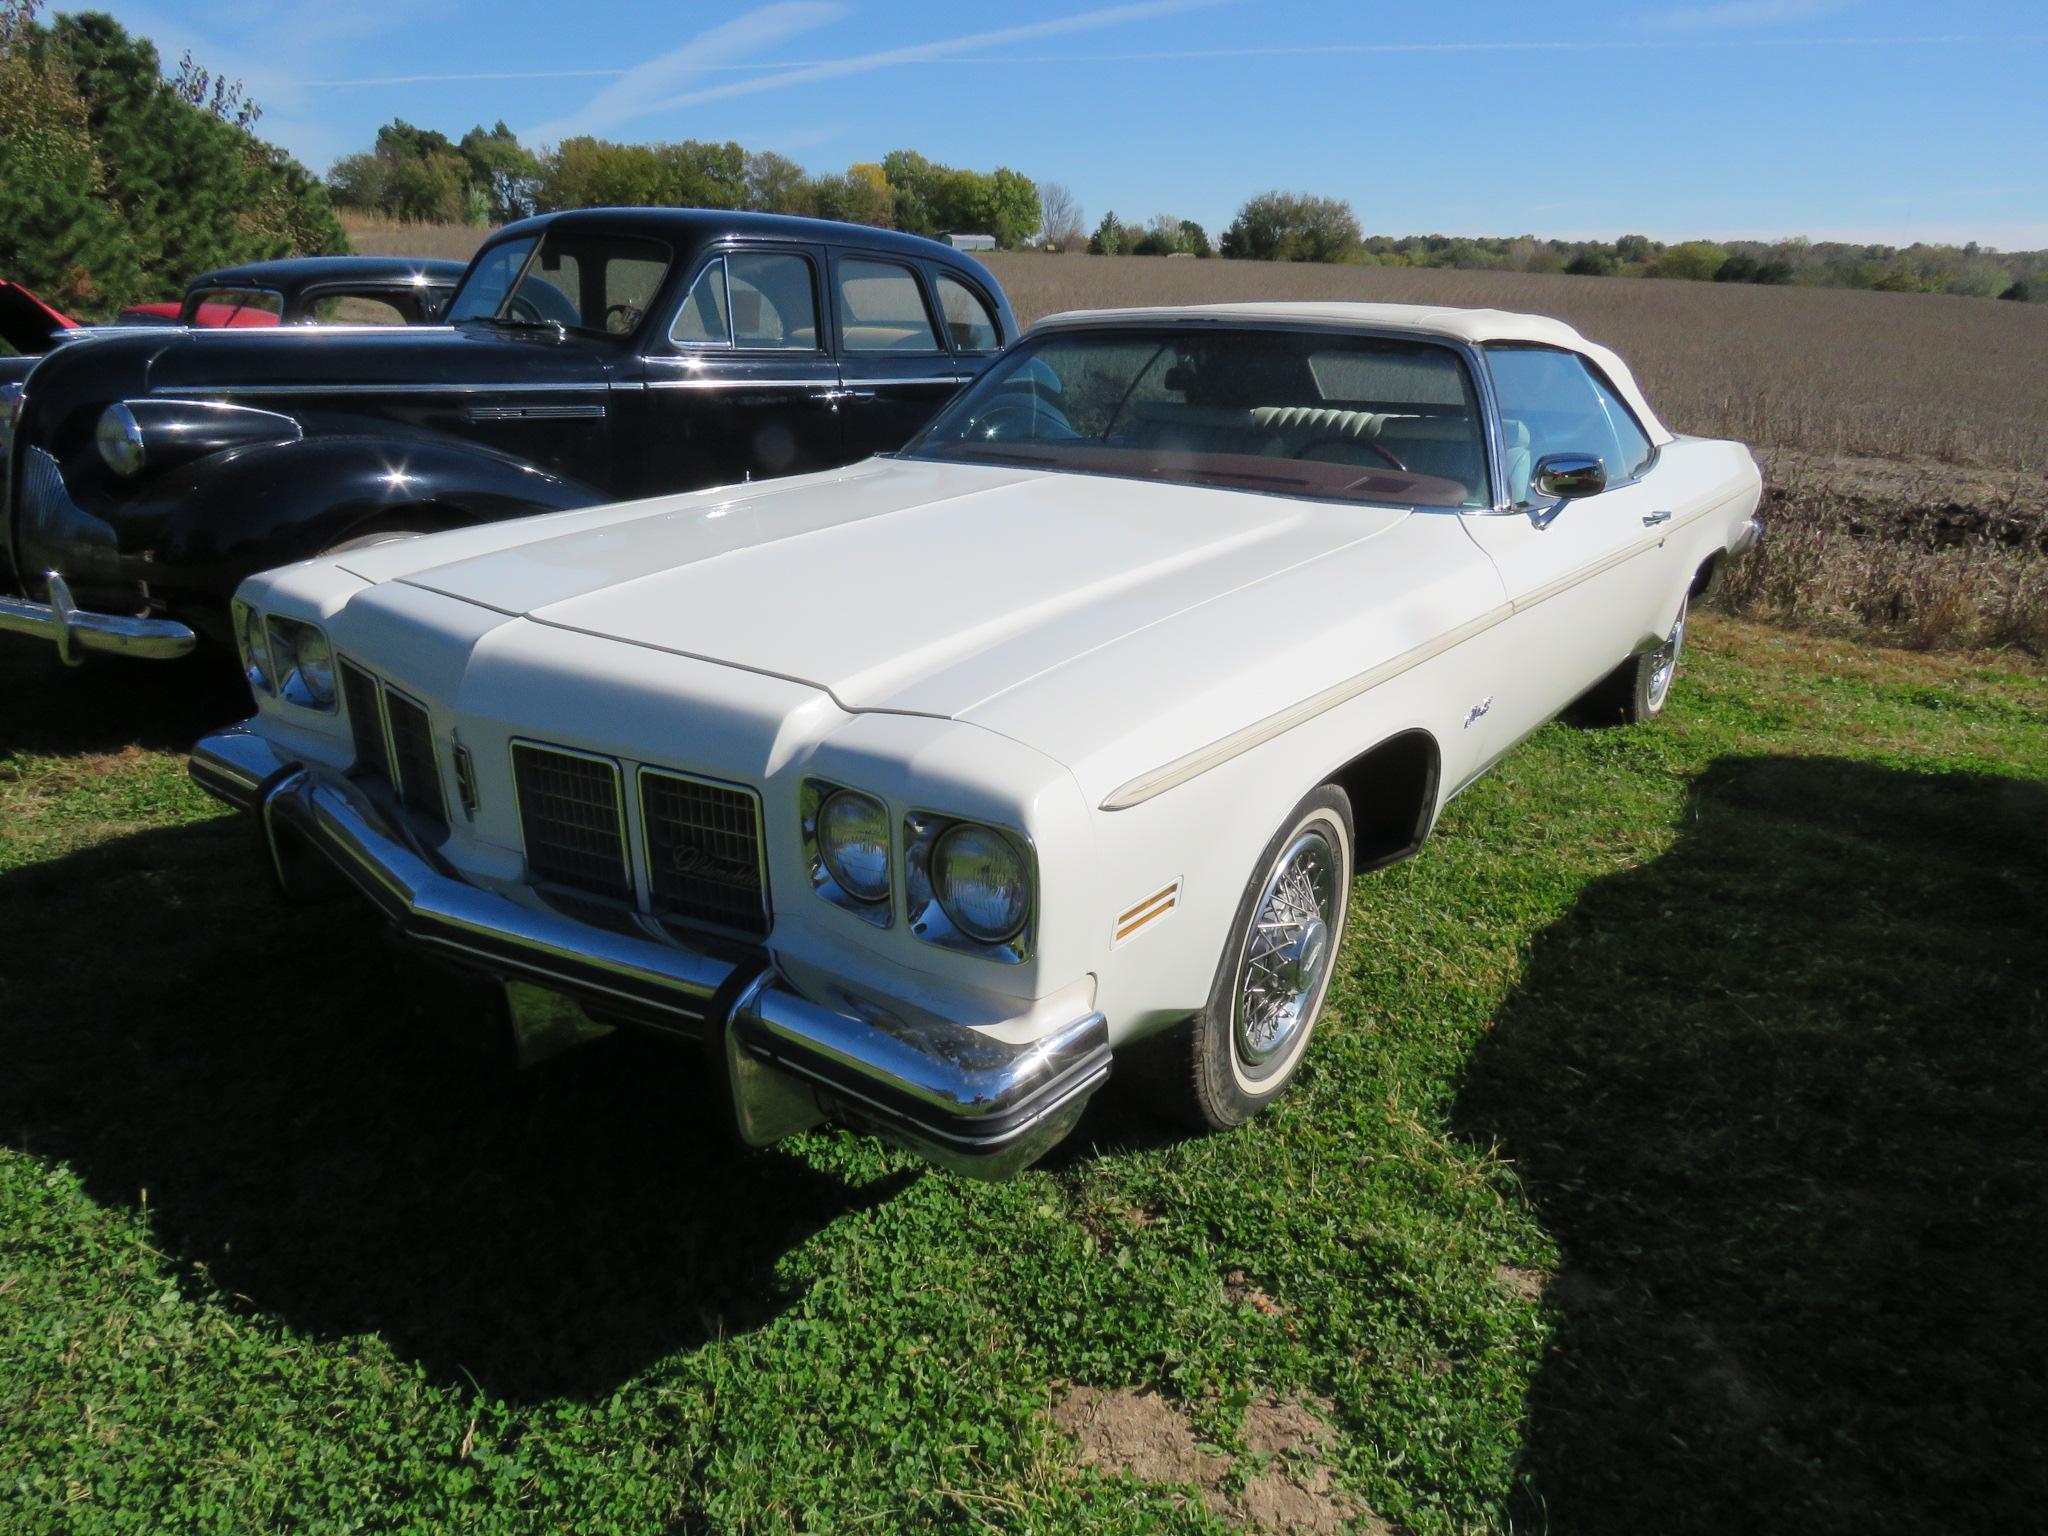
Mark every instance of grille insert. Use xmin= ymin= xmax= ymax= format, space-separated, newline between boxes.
xmin=512 ymin=743 xmax=631 ymax=901
xmin=384 ymin=689 xmax=445 ymax=829
xmin=640 ymin=767 xmax=767 ymax=936
xmin=341 ymin=661 xmax=388 ymax=781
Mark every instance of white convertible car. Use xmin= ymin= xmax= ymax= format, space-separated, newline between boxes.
xmin=193 ymin=302 xmax=1762 ymax=1177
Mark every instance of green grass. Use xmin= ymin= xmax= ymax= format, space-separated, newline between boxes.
xmin=1 ymin=618 xmax=2043 ymax=1534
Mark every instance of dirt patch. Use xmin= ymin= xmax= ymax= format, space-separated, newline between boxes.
xmin=1225 ymin=1268 xmax=1288 ymax=1318
xmin=1051 ymin=1386 xmax=1382 ymax=1533
xmin=1494 ymin=1264 xmax=1548 ymax=1303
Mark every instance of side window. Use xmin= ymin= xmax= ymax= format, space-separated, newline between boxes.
xmin=186 ymin=288 xmax=281 ymax=326
xmin=604 ymin=255 xmax=666 ymax=334
xmin=729 ymin=252 xmax=819 ymax=350
xmin=934 ymin=271 xmax=1000 ymax=352
xmin=671 ymin=258 xmax=731 ymax=345
xmin=835 ymin=258 xmax=939 ymax=353
xmin=1487 ymin=346 xmax=1655 ymax=504
xmin=309 ymin=292 xmax=410 ymax=325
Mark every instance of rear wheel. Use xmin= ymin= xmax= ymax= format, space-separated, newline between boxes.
xmin=1176 ymin=784 xmax=1354 ymax=1130
xmin=1579 ymin=595 xmax=1687 ymax=725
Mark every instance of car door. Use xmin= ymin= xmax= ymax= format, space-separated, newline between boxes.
xmin=829 ymin=251 xmax=962 ymax=458
xmin=624 ymin=243 xmax=842 ymax=497
xmin=1455 ymin=344 xmax=1679 ymax=756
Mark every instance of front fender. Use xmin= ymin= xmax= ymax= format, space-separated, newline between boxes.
xmin=140 ymin=435 xmax=603 ymax=602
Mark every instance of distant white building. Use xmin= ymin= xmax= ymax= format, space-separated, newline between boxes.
xmin=945 ymin=233 xmax=996 ymax=251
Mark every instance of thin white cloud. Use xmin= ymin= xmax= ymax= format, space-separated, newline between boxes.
xmin=301 ymin=29 xmax=2048 ymax=88
xmin=641 ymin=0 xmax=1223 ymax=116
xmin=523 ymin=2 xmax=846 ymax=144
xmin=1648 ymin=0 xmax=1852 ymax=34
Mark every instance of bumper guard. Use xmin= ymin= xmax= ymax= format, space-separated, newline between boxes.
xmin=0 ymin=571 xmax=197 ymax=664
xmin=190 ymin=726 xmax=1110 ymax=1179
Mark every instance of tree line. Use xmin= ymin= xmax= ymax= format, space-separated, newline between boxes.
xmin=0 ymin=1 xmax=342 ymax=319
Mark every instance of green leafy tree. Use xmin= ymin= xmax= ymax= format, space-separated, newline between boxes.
xmin=460 ymin=122 xmax=540 ymax=223
xmin=1088 ymin=211 xmax=1126 ymax=255
xmin=1220 ymin=190 xmax=1360 ymax=262
xmin=1566 ymin=248 xmax=1616 ymax=277
xmin=1179 ymin=218 xmax=1210 ymax=256
xmin=808 ymin=163 xmax=895 ymax=229
xmin=1614 ymin=233 xmax=1655 ymax=264
xmin=1653 ymin=241 xmax=1730 ymax=281
xmin=744 ymin=149 xmax=812 ymax=214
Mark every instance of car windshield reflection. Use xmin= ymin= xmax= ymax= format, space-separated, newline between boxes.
xmin=903 ymin=326 xmax=1492 ymax=508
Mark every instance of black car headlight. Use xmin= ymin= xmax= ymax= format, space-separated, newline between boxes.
xmin=95 ymin=402 xmax=145 ymax=477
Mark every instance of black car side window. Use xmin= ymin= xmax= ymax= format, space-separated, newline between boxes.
xmin=934 ymin=272 xmax=1001 ymax=353
xmin=729 ymin=253 xmax=819 ymax=350
xmin=836 ymin=258 xmax=941 ymax=354
xmin=671 ymin=259 xmax=731 ymax=346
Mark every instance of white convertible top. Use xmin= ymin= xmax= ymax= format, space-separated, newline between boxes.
xmin=1033 ymin=301 xmax=1673 ymax=444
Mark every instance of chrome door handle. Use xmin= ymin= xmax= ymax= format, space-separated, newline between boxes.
xmin=1642 ymin=509 xmax=1673 ymax=527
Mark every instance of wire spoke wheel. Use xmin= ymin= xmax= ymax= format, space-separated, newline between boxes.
xmin=1233 ymin=830 xmax=1338 ymax=1072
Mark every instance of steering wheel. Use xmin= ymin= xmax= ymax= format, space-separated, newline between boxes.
xmin=1299 ymin=435 xmax=1407 ymax=472
xmin=603 ymin=303 xmax=642 ymax=336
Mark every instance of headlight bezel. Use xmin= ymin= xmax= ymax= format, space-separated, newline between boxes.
xmin=264 ymin=614 xmax=338 ymax=712
xmin=802 ymin=779 xmax=893 ymax=927
xmin=95 ymin=401 xmax=146 ymax=477
xmin=235 ymin=599 xmax=273 ymax=694
xmin=905 ymin=810 xmax=1036 ymax=963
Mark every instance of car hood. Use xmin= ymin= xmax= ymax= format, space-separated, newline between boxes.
xmin=364 ymin=457 xmax=1414 ymax=721
xmin=140 ymin=322 xmax=611 ymax=393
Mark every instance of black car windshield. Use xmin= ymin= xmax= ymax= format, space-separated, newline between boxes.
xmin=447 ymin=230 xmax=671 ymax=337
xmin=903 ymin=326 xmax=1492 ymax=508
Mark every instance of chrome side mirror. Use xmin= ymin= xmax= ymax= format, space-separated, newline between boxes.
xmin=1528 ymin=452 xmax=1606 ymax=528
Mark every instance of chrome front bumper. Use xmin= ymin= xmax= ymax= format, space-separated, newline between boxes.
xmin=1730 ymin=514 xmax=1764 ymax=557
xmin=0 ymin=571 xmax=197 ymax=664
xmin=190 ymin=726 xmax=1111 ymax=1179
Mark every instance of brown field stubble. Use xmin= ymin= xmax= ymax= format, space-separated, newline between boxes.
xmin=341 ymin=218 xmax=2046 ymax=652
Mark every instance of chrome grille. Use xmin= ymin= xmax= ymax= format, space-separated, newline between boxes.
xmin=511 ymin=743 xmax=631 ymax=901
xmin=384 ymin=690 xmax=446 ymax=829
xmin=340 ymin=661 xmax=388 ymax=780
xmin=640 ymin=767 xmax=767 ymax=936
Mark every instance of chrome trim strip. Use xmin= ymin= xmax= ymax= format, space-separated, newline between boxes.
xmin=639 ymin=377 xmax=833 ymax=391
xmin=0 ymin=573 xmax=197 ymax=664
xmin=839 ymin=376 xmax=958 ymax=389
xmin=463 ymin=403 xmax=606 ymax=421
xmin=150 ymin=381 xmax=609 ymax=397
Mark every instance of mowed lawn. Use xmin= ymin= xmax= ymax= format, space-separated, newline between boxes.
xmin=1 ymin=616 xmax=2043 ymax=1535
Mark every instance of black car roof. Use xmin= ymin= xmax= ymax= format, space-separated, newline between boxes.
xmin=186 ymin=256 xmax=469 ymax=290
xmin=489 ymin=206 xmax=981 ymax=264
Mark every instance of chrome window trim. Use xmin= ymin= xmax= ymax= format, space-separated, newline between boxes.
xmin=635 ymin=762 xmax=772 ymax=935
xmin=833 ymin=254 xmax=946 ymax=357
xmin=931 ymin=268 xmax=1005 ymax=354
xmin=800 ymin=777 xmax=893 ymax=928
xmin=661 ymin=245 xmax=826 ymax=356
xmin=902 ymin=808 xmax=1038 ymax=964
xmin=1476 ymin=341 xmax=1662 ymax=512
xmin=668 ymin=254 xmax=734 ymax=349
xmin=508 ymin=738 xmax=637 ymax=906
xmin=151 ymin=381 xmax=610 ymax=397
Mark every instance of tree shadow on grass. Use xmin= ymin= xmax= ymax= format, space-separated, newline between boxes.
xmin=1456 ymin=756 xmax=2048 ymax=1535
xmin=0 ymin=815 xmax=909 ymax=1404
xmin=0 ymin=633 xmax=250 ymax=758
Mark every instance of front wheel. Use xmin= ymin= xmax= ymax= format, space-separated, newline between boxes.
xmin=1176 ymin=784 xmax=1354 ymax=1130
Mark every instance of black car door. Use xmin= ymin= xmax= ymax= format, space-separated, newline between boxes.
xmin=828 ymin=251 xmax=963 ymax=459
xmin=621 ymin=242 xmax=843 ymax=497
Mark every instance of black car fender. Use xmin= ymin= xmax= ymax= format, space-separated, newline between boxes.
xmin=142 ymin=434 xmax=604 ymax=597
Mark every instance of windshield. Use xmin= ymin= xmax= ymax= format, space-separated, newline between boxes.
xmin=904 ymin=326 xmax=1491 ymax=508
xmin=447 ymin=230 xmax=671 ymax=336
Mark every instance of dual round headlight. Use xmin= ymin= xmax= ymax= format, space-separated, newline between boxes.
xmin=930 ymin=822 xmax=1031 ymax=944
xmin=816 ymin=789 xmax=891 ymax=903
xmin=239 ymin=604 xmax=273 ymax=692
xmin=265 ymin=616 xmax=337 ymax=709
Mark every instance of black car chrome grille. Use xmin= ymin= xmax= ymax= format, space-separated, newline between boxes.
xmin=340 ymin=661 xmax=388 ymax=780
xmin=640 ymin=767 xmax=767 ymax=936
xmin=384 ymin=690 xmax=446 ymax=829
xmin=511 ymin=743 xmax=632 ymax=902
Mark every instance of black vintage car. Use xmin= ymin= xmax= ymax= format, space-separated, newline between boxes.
xmin=0 ymin=208 xmax=1016 ymax=664
xmin=0 ymin=256 xmax=465 ymax=358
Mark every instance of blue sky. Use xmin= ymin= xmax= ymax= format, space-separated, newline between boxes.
xmin=86 ymin=0 xmax=2048 ymax=248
